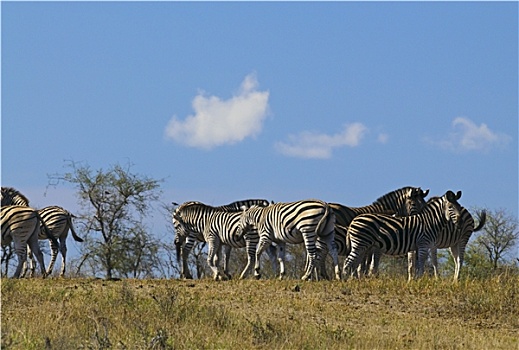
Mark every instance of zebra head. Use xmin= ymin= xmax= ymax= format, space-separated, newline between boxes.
xmin=239 ymin=205 xmax=263 ymax=237
xmin=443 ymin=190 xmax=463 ymax=226
xmin=405 ymin=187 xmax=429 ymax=215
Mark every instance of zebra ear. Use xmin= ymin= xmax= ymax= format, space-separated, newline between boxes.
xmin=455 ymin=191 xmax=462 ymax=200
xmin=422 ymin=189 xmax=429 ymax=198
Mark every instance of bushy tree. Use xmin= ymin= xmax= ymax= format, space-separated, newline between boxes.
xmin=472 ymin=208 xmax=518 ymax=270
xmin=48 ymin=160 xmax=163 ymax=279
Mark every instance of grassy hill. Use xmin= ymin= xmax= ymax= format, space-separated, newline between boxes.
xmin=2 ymin=275 xmax=518 ymax=349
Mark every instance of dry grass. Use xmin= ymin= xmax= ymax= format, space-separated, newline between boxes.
xmin=1 ymin=275 xmax=518 ymax=349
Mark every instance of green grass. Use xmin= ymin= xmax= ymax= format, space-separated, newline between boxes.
xmin=1 ymin=275 xmax=518 ymax=349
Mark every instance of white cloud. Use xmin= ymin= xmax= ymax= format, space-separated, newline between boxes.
xmin=377 ymin=133 xmax=389 ymax=144
xmin=275 ymin=123 xmax=368 ymax=159
xmin=429 ymin=117 xmax=511 ymax=153
xmin=165 ymin=73 xmax=269 ymax=149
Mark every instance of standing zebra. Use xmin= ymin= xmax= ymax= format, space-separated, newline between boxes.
xmin=240 ymin=199 xmax=339 ymax=281
xmin=1 ymin=187 xmax=84 ymax=277
xmin=343 ymin=190 xmax=463 ymax=279
xmin=24 ymin=206 xmax=84 ymax=277
xmin=408 ymin=207 xmax=486 ymax=281
xmin=173 ymin=199 xmax=272 ymax=279
xmin=1 ymin=206 xmax=49 ymax=278
xmin=318 ymin=187 xmax=429 ymax=278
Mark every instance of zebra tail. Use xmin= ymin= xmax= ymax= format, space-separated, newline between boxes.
xmin=316 ymin=202 xmax=333 ymax=236
xmin=36 ymin=212 xmax=59 ymax=247
xmin=67 ymin=214 xmax=84 ymax=242
xmin=474 ymin=210 xmax=487 ymax=232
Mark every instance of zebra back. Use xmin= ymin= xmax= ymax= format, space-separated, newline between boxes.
xmin=1 ymin=187 xmax=30 ymax=207
xmin=1 ymin=205 xmax=39 ymax=244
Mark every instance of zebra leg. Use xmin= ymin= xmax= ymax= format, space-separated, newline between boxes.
xmin=206 ymin=237 xmax=222 ymax=281
xmin=317 ymin=244 xmax=330 ymax=280
xmin=12 ymin=236 xmax=29 ymax=279
xmin=266 ymin=243 xmax=280 ymax=278
xmin=301 ymin=234 xmax=318 ymax=281
xmin=59 ymin=238 xmax=67 ymax=277
xmin=221 ymin=245 xmax=232 ymax=280
xmin=28 ymin=232 xmax=47 ymax=278
xmin=407 ymin=251 xmax=416 ymax=281
xmin=342 ymin=249 xmax=366 ymax=281
xmin=254 ymin=235 xmax=272 ymax=280
xmin=318 ymin=236 xmax=340 ymax=280
xmin=430 ymin=248 xmax=438 ymax=279
xmin=415 ymin=247 xmax=429 ymax=278
xmin=181 ymin=237 xmax=196 ymax=279
xmin=239 ymin=234 xmax=257 ymax=279
xmin=275 ymin=242 xmax=286 ymax=280
xmin=450 ymin=244 xmax=461 ymax=282
xmin=369 ymin=249 xmax=381 ymax=277
xmin=46 ymin=237 xmax=59 ymax=277
xmin=20 ymin=246 xmax=34 ymax=278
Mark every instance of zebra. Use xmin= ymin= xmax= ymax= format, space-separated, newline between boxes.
xmin=316 ymin=187 xmax=429 ymax=278
xmin=1 ymin=187 xmax=84 ymax=277
xmin=342 ymin=190 xmax=463 ymax=279
xmin=24 ymin=206 xmax=84 ymax=277
xmin=1 ymin=187 xmax=30 ymax=206
xmin=407 ymin=207 xmax=486 ymax=281
xmin=239 ymin=199 xmax=339 ymax=281
xmin=1 ymin=206 xmax=50 ymax=278
xmin=173 ymin=199 xmax=272 ymax=279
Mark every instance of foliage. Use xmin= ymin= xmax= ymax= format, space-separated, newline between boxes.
xmin=47 ymin=160 xmax=163 ymax=279
xmin=2 ymin=276 xmax=518 ymax=349
xmin=472 ymin=207 xmax=518 ymax=270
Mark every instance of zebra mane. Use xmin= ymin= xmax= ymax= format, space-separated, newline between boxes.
xmin=1 ymin=186 xmax=30 ymax=206
xmin=373 ymin=186 xmax=414 ymax=205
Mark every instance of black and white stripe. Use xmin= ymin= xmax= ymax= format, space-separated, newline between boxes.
xmin=240 ymin=199 xmax=339 ymax=281
xmin=173 ymin=199 xmax=271 ymax=279
xmin=408 ymin=207 xmax=486 ymax=281
xmin=24 ymin=206 xmax=84 ymax=277
xmin=1 ymin=187 xmax=30 ymax=207
xmin=322 ymin=187 xmax=429 ymax=277
xmin=343 ymin=190 xmax=462 ymax=279
xmin=1 ymin=206 xmax=48 ymax=278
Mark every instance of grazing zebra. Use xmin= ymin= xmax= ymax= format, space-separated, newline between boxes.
xmin=408 ymin=207 xmax=486 ymax=281
xmin=1 ymin=206 xmax=49 ymax=278
xmin=173 ymin=199 xmax=271 ymax=279
xmin=240 ymin=199 xmax=339 ymax=281
xmin=343 ymin=190 xmax=463 ymax=279
xmin=317 ymin=187 xmax=429 ymax=278
xmin=24 ymin=206 xmax=84 ymax=277
xmin=1 ymin=187 xmax=30 ymax=207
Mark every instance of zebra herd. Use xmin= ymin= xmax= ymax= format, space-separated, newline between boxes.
xmin=173 ymin=186 xmax=486 ymax=281
xmin=1 ymin=185 xmax=486 ymax=281
xmin=1 ymin=187 xmax=83 ymax=278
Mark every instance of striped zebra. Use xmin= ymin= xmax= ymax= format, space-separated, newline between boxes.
xmin=343 ymin=190 xmax=463 ymax=279
xmin=1 ymin=187 xmax=84 ymax=277
xmin=24 ymin=206 xmax=84 ymax=277
xmin=1 ymin=187 xmax=30 ymax=206
xmin=408 ymin=207 xmax=486 ymax=281
xmin=317 ymin=187 xmax=429 ymax=278
xmin=239 ymin=199 xmax=339 ymax=281
xmin=1 ymin=206 xmax=50 ymax=278
xmin=173 ymin=199 xmax=272 ymax=279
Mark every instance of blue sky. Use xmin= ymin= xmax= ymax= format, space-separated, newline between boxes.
xmin=2 ymin=2 xmax=518 ymax=251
